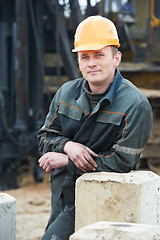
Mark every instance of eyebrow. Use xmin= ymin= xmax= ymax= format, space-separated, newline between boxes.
xmin=95 ymin=51 xmax=102 ymax=54
xmin=81 ymin=53 xmax=88 ymax=57
xmin=80 ymin=50 xmax=103 ymax=57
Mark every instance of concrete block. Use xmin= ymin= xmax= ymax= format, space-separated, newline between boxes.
xmin=0 ymin=193 xmax=16 ymax=240
xmin=75 ymin=171 xmax=160 ymax=231
xmin=70 ymin=221 xmax=160 ymax=240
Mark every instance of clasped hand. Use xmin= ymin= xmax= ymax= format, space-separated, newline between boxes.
xmin=64 ymin=141 xmax=98 ymax=172
xmin=38 ymin=141 xmax=98 ymax=173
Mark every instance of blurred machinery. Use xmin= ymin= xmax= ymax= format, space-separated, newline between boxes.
xmin=0 ymin=0 xmax=82 ymax=190
xmin=0 ymin=0 xmax=160 ymax=190
xmin=0 ymin=0 xmax=45 ymax=189
xmin=99 ymin=0 xmax=160 ymax=174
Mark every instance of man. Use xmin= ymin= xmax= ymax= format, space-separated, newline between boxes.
xmin=38 ymin=16 xmax=153 ymax=240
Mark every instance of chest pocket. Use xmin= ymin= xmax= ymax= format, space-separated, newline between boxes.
xmin=58 ymin=101 xmax=83 ymax=121
xmin=96 ymin=111 xmax=124 ymax=126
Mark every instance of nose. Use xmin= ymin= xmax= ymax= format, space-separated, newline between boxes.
xmin=88 ymin=58 xmax=97 ymax=68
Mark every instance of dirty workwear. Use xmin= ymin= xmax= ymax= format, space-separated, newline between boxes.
xmin=38 ymin=70 xmax=153 ymax=240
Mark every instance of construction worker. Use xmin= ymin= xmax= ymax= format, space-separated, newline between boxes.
xmin=38 ymin=16 xmax=153 ymax=240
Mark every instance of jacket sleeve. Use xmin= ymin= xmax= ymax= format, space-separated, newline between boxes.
xmin=68 ymin=99 xmax=153 ymax=175
xmin=37 ymin=88 xmax=70 ymax=154
xmin=96 ymin=100 xmax=153 ymax=173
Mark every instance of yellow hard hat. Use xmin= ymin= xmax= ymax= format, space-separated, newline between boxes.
xmin=72 ymin=15 xmax=120 ymax=52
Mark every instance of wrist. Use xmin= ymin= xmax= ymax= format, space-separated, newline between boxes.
xmin=63 ymin=140 xmax=72 ymax=154
xmin=64 ymin=154 xmax=69 ymax=166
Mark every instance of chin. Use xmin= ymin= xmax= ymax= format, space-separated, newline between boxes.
xmin=88 ymin=78 xmax=101 ymax=84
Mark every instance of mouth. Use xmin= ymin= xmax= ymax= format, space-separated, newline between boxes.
xmin=87 ymin=70 xmax=101 ymax=74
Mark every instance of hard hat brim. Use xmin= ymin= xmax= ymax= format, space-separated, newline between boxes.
xmin=72 ymin=43 xmax=120 ymax=52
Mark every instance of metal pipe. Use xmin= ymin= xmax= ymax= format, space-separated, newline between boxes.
xmin=14 ymin=0 xmax=28 ymax=131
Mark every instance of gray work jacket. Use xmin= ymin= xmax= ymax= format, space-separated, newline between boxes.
xmin=38 ymin=70 xmax=152 ymax=176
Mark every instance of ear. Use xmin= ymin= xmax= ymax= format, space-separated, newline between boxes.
xmin=77 ymin=53 xmax=80 ymax=68
xmin=114 ymin=51 xmax=122 ymax=67
xmin=77 ymin=53 xmax=82 ymax=72
xmin=78 ymin=62 xmax=82 ymax=72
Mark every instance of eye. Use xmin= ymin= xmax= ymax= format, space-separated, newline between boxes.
xmin=81 ymin=55 xmax=88 ymax=60
xmin=95 ymin=52 xmax=103 ymax=57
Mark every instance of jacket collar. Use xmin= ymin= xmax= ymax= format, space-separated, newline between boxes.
xmin=104 ymin=69 xmax=123 ymax=104
xmin=75 ymin=69 xmax=122 ymax=102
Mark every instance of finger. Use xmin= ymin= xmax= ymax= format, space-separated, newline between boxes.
xmin=38 ymin=158 xmax=45 ymax=167
xmin=74 ymin=158 xmax=97 ymax=172
xmin=73 ymin=160 xmax=87 ymax=172
xmin=38 ymin=152 xmax=50 ymax=163
xmin=41 ymin=162 xmax=48 ymax=171
xmin=84 ymin=159 xmax=96 ymax=171
xmin=39 ymin=157 xmax=49 ymax=170
xmin=39 ymin=157 xmax=47 ymax=167
xmin=77 ymin=165 xmax=87 ymax=172
xmin=79 ymin=156 xmax=96 ymax=171
xmin=38 ymin=154 xmax=48 ymax=164
xmin=38 ymin=156 xmax=44 ymax=163
xmin=83 ymin=152 xmax=97 ymax=168
xmin=86 ymin=147 xmax=98 ymax=157
xmin=45 ymin=164 xmax=54 ymax=173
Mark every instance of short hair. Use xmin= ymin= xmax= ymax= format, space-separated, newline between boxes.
xmin=112 ymin=46 xmax=118 ymax=57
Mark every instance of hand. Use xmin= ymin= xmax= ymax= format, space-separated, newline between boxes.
xmin=64 ymin=141 xmax=98 ymax=172
xmin=38 ymin=152 xmax=68 ymax=173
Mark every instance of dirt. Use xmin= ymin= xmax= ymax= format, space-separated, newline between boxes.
xmin=2 ymin=165 xmax=160 ymax=240
xmin=3 ymin=172 xmax=51 ymax=240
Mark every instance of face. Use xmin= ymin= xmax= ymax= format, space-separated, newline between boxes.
xmin=78 ymin=46 xmax=121 ymax=93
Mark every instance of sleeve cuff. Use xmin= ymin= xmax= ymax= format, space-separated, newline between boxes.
xmin=67 ymin=158 xmax=84 ymax=176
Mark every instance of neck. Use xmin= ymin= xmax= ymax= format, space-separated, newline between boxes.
xmin=88 ymin=79 xmax=113 ymax=94
xmin=88 ymin=85 xmax=107 ymax=94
